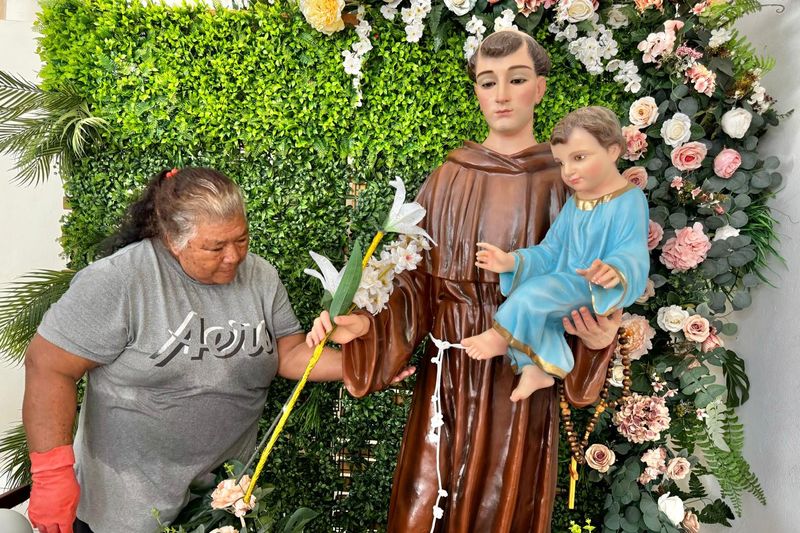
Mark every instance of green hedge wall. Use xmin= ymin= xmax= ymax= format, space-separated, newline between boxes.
xmin=37 ymin=0 xmax=623 ymax=529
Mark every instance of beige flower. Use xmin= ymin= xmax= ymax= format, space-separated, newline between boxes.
xmin=666 ymin=457 xmax=691 ymax=480
xmin=636 ymin=278 xmax=656 ymax=304
xmin=683 ymin=314 xmax=710 ymax=343
xmin=299 ymin=0 xmax=345 ymax=35
xmin=616 ymin=313 xmax=656 ymax=359
xmin=682 ymin=510 xmax=701 ymax=533
xmin=585 ymin=443 xmax=616 ymax=472
xmin=660 ymin=113 xmax=692 ymax=147
xmin=564 ymin=0 xmax=595 ymax=22
xmin=210 ymin=476 xmax=255 ymax=516
xmin=629 ymin=96 xmax=659 ymax=128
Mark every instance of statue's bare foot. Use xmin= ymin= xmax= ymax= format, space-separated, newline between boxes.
xmin=461 ymin=328 xmax=508 ymax=359
xmin=510 ymin=365 xmax=555 ymax=402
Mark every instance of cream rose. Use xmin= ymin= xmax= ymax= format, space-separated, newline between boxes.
xmin=629 ymin=96 xmax=659 ymax=128
xmin=564 ymin=0 xmax=596 ymax=22
xmin=657 ymin=305 xmax=689 ymax=332
xmin=585 ymin=443 xmax=616 ymax=472
xmin=682 ymin=510 xmax=701 ymax=533
xmin=210 ymin=528 xmax=239 ymax=533
xmin=300 ymin=0 xmax=346 ymax=35
xmin=444 ymin=0 xmax=477 ymax=16
xmin=666 ymin=457 xmax=691 ymax=480
xmin=606 ymin=5 xmax=629 ymax=28
xmin=609 ymin=359 xmax=625 ymax=387
xmin=660 ymin=113 xmax=692 ymax=147
xmin=617 ymin=313 xmax=656 ymax=359
xmin=683 ymin=314 xmax=710 ymax=342
xmin=721 ymin=107 xmax=752 ymax=139
xmin=658 ymin=493 xmax=685 ymax=526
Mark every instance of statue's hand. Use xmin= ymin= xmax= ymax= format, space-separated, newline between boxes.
xmin=562 ymin=307 xmax=622 ymax=350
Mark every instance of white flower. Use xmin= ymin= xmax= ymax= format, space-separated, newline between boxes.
xmin=304 ymin=251 xmax=345 ymax=295
xmin=660 ymin=113 xmax=692 ymax=147
xmin=721 ymin=108 xmax=752 ymax=139
xmin=210 ymin=527 xmax=239 ymax=533
xmin=559 ymin=0 xmax=596 ymax=23
xmin=606 ymin=5 xmax=628 ymax=29
xmin=464 ymin=35 xmax=481 ymax=60
xmin=657 ymin=305 xmax=690 ymax=333
xmin=709 ymin=27 xmax=732 ymax=48
xmin=658 ymin=493 xmax=685 ymax=526
xmin=494 ymin=9 xmax=518 ymax=31
xmin=383 ymin=178 xmax=435 ymax=243
xmin=713 ymin=224 xmax=740 ymax=241
xmin=748 ymin=81 xmax=770 ymax=113
xmin=465 ymin=15 xmax=486 ymax=36
xmin=608 ymin=358 xmax=625 ymax=387
xmin=404 ymin=20 xmax=425 ymax=43
xmin=443 ymin=0 xmax=476 ymax=16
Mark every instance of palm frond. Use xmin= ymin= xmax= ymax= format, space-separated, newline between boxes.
xmin=0 ymin=70 xmax=107 ymax=186
xmin=0 ymin=269 xmax=76 ymax=365
xmin=0 ymin=422 xmax=31 ymax=489
xmin=0 ymin=70 xmax=44 ymax=121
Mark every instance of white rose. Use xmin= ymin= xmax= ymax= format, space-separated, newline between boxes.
xmin=658 ymin=493 xmax=685 ymax=526
xmin=660 ymin=113 xmax=692 ymax=147
xmin=713 ymin=224 xmax=740 ymax=241
xmin=564 ymin=0 xmax=595 ymax=23
xmin=608 ymin=359 xmax=625 ymax=387
xmin=606 ymin=5 xmax=628 ymax=29
xmin=721 ymin=107 xmax=752 ymax=139
xmin=629 ymin=96 xmax=659 ymax=128
xmin=657 ymin=305 xmax=690 ymax=333
xmin=444 ymin=0 xmax=476 ymax=17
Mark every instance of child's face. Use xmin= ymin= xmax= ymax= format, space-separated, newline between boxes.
xmin=551 ymin=127 xmax=621 ymax=197
xmin=473 ymin=46 xmax=547 ymax=139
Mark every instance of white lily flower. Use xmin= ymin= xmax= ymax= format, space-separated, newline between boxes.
xmin=304 ymin=251 xmax=345 ymax=295
xmin=383 ymin=178 xmax=436 ymax=244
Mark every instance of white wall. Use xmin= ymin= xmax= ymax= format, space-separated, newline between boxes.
xmin=0 ymin=0 xmax=66 ymax=491
xmin=712 ymin=4 xmax=800 ymax=532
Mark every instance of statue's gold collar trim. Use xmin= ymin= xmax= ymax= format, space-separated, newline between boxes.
xmin=574 ymin=182 xmax=637 ymax=211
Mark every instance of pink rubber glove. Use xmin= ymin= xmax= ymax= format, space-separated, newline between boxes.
xmin=29 ymin=444 xmax=80 ymax=533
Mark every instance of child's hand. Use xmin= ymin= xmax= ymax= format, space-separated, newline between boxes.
xmin=576 ymin=259 xmax=621 ymax=289
xmin=475 ymin=242 xmax=515 ymax=273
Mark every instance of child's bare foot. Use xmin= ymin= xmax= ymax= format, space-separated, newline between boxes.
xmin=510 ymin=365 xmax=555 ymax=402
xmin=461 ymin=328 xmax=509 ymax=359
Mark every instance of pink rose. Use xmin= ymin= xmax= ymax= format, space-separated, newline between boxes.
xmin=666 ymin=457 xmax=691 ymax=480
xmin=713 ymin=148 xmax=742 ymax=179
xmin=660 ymin=222 xmax=712 ymax=272
xmin=671 ymin=141 xmax=708 ymax=171
xmin=622 ymin=166 xmax=648 ymax=189
xmin=585 ymin=443 xmax=616 ymax=472
xmin=683 ymin=510 xmax=700 ymax=533
xmin=701 ymin=326 xmax=725 ymax=352
xmin=683 ymin=314 xmax=710 ymax=342
xmin=648 ymin=220 xmax=663 ymax=250
xmin=622 ymin=126 xmax=648 ymax=160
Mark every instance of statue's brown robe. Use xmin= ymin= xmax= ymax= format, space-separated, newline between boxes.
xmin=343 ymin=141 xmax=615 ymax=533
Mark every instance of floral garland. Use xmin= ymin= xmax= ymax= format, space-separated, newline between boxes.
xmin=291 ymin=1 xmax=781 ymax=531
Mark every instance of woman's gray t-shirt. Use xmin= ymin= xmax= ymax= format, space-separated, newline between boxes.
xmin=38 ymin=238 xmax=302 ymax=532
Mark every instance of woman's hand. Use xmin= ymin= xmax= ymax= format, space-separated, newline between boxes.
xmin=306 ymin=310 xmax=370 ymax=347
xmin=562 ymin=307 xmax=622 ymax=350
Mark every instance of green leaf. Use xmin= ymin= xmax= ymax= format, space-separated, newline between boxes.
xmin=328 ymin=240 xmax=363 ymax=318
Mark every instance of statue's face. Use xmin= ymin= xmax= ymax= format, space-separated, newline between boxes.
xmin=551 ymin=127 xmax=622 ymax=198
xmin=473 ymin=46 xmax=547 ymax=139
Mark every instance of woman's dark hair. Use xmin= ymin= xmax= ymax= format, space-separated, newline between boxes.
xmin=100 ymin=167 xmax=245 ymax=256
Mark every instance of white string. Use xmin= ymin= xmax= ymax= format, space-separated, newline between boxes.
xmin=427 ymin=334 xmax=464 ymax=533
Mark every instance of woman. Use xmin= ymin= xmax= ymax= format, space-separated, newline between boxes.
xmin=22 ymin=167 xmax=376 ymax=533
